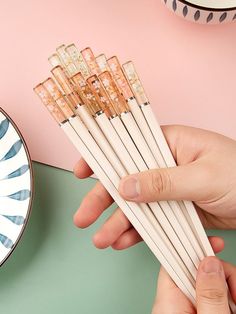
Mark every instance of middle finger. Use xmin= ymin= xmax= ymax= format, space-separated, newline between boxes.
xmin=73 ymin=181 xmax=114 ymax=228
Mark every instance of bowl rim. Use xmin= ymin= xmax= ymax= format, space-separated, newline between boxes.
xmin=176 ymin=0 xmax=236 ymax=11
xmin=0 ymin=107 xmax=34 ymax=267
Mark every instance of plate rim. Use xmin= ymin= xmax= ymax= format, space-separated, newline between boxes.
xmin=0 ymin=107 xmax=34 ymax=267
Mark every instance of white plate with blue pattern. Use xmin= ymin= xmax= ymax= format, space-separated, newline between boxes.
xmin=0 ymin=108 xmax=33 ymax=266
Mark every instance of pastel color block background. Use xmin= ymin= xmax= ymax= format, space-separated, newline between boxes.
xmin=1 ymin=3 xmax=236 ymax=313
xmin=0 ymin=163 xmax=235 ymax=314
xmin=0 ymin=0 xmax=236 ymax=170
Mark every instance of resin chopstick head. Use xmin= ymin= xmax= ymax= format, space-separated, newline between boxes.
xmin=71 ymin=72 xmax=94 ymax=107
xmin=42 ymin=77 xmax=63 ymax=101
xmin=96 ymin=54 xmax=110 ymax=72
xmin=48 ymin=54 xmax=62 ymax=68
xmin=56 ymin=44 xmax=78 ymax=77
xmin=34 ymin=83 xmax=54 ymax=106
xmin=41 ymin=78 xmax=77 ymax=119
xmin=53 ymin=96 xmax=76 ymax=120
xmin=81 ymin=47 xmax=101 ymax=76
xmin=51 ymin=65 xmax=74 ymax=95
xmin=65 ymin=44 xmax=91 ymax=79
xmin=107 ymin=56 xmax=134 ymax=101
xmin=72 ymin=72 xmax=102 ymax=116
xmin=87 ymin=75 xmax=116 ymax=118
xmin=34 ymin=84 xmax=67 ymax=125
xmin=123 ymin=61 xmax=149 ymax=105
xmin=99 ymin=71 xmax=129 ymax=115
xmin=51 ymin=66 xmax=83 ymax=108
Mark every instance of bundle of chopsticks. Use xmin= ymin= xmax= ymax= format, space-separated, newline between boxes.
xmin=34 ymin=44 xmax=235 ymax=311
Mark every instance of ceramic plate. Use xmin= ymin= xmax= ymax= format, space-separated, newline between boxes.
xmin=0 ymin=108 xmax=33 ymax=266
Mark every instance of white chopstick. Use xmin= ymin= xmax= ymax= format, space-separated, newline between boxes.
xmin=141 ymin=103 xmax=214 ymax=256
xmin=119 ymin=110 xmax=200 ymax=269
xmin=127 ymin=97 xmax=204 ymax=260
xmin=122 ymin=61 xmax=214 ymax=257
xmin=106 ymin=56 xmax=204 ymax=260
xmin=94 ymin=110 xmax=197 ymax=278
xmin=38 ymin=73 xmax=193 ymax=290
xmin=65 ymin=115 xmax=196 ymax=302
xmin=95 ymin=70 xmax=199 ymax=274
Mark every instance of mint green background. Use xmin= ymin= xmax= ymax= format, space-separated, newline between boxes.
xmin=0 ymin=162 xmax=236 ymax=314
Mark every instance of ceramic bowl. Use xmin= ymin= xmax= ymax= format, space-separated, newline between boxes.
xmin=163 ymin=0 xmax=236 ymax=23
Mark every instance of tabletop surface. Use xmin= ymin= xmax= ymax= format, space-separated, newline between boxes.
xmin=0 ymin=162 xmax=235 ymax=314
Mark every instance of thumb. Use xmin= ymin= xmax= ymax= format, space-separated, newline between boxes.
xmin=196 ymin=257 xmax=230 ymax=314
xmin=118 ymin=162 xmax=212 ymax=203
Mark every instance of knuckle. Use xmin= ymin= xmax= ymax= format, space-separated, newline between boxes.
xmin=199 ymin=287 xmax=226 ymax=305
xmin=150 ymin=169 xmax=172 ymax=195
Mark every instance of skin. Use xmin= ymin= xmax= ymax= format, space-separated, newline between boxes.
xmin=153 ymin=255 xmax=236 ymax=314
xmin=73 ymin=125 xmax=236 ymax=312
xmin=73 ymin=125 xmax=236 ymax=249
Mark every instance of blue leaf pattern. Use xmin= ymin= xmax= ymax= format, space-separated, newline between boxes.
xmin=7 ymin=189 xmax=30 ymax=201
xmin=1 ymin=140 xmax=22 ymax=161
xmin=4 ymin=164 xmax=29 ymax=179
xmin=2 ymin=215 xmax=25 ymax=225
xmin=0 ymin=234 xmax=13 ymax=249
xmin=0 ymin=119 xmax=9 ymax=140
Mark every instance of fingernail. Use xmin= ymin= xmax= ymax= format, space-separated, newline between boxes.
xmin=202 ymin=258 xmax=222 ymax=274
xmin=120 ymin=177 xmax=140 ymax=199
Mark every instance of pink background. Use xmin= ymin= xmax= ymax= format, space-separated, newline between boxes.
xmin=0 ymin=0 xmax=236 ymax=171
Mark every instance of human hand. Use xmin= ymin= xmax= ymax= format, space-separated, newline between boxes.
xmin=152 ymin=251 xmax=236 ymax=314
xmin=73 ymin=125 xmax=236 ymax=249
